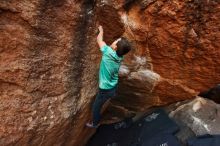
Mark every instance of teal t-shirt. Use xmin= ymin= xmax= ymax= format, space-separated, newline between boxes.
xmin=99 ymin=45 xmax=123 ymax=89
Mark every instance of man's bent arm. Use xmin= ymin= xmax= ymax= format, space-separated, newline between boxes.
xmin=97 ymin=25 xmax=106 ymax=49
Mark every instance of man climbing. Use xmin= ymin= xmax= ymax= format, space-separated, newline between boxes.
xmin=86 ymin=25 xmax=132 ymax=128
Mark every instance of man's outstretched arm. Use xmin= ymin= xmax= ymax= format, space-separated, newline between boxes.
xmin=97 ymin=25 xmax=106 ymax=49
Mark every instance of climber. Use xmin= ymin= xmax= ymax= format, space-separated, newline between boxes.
xmin=86 ymin=25 xmax=132 ymax=128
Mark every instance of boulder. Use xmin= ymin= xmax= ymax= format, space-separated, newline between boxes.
xmin=169 ymin=97 xmax=220 ymax=145
xmin=0 ymin=0 xmax=220 ymax=145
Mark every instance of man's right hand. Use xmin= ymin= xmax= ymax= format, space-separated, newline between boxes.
xmin=98 ymin=25 xmax=103 ymax=33
xmin=97 ymin=25 xmax=106 ymax=49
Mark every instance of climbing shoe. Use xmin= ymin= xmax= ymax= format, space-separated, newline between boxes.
xmin=86 ymin=122 xmax=99 ymax=128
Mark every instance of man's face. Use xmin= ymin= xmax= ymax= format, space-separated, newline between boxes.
xmin=111 ymin=38 xmax=121 ymax=50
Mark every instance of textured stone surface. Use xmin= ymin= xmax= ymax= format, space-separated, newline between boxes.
xmin=109 ymin=0 xmax=220 ymax=113
xmin=0 ymin=0 xmax=98 ymax=145
xmin=168 ymin=97 xmax=220 ymax=145
xmin=0 ymin=0 xmax=220 ymax=145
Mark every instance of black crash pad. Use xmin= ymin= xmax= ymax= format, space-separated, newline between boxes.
xmin=141 ymin=133 xmax=181 ymax=146
xmin=187 ymin=134 xmax=220 ymax=146
xmin=86 ymin=109 xmax=181 ymax=146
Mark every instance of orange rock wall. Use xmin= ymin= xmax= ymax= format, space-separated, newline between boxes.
xmin=0 ymin=0 xmax=98 ymax=145
xmin=0 ymin=0 xmax=219 ymax=145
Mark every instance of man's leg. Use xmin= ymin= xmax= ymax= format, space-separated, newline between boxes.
xmin=86 ymin=87 xmax=116 ymax=128
xmin=92 ymin=91 xmax=109 ymax=126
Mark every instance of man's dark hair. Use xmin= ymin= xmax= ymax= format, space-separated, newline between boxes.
xmin=116 ymin=37 xmax=132 ymax=57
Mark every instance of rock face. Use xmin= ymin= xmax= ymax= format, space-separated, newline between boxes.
xmin=0 ymin=0 xmax=219 ymax=146
xmin=0 ymin=0 xmax=98 ymax=145
xmin=113 ymin=0 xmax=220 ymax=112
